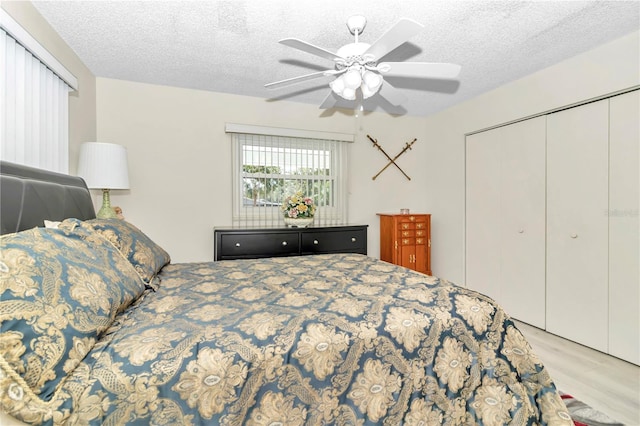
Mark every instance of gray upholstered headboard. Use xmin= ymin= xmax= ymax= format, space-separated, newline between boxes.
xmin=0 ymin=161 xmax=96 ymax=235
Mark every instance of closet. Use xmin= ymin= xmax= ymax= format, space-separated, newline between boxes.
xmin=465 ymin=90 xmax=639 ymax=365
xmin=466 ymin=117 xmax=546 ymax=328
xmin=546 ymin=99 xmax=610 ymax=352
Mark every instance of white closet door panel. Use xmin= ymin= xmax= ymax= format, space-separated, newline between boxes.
xmin=609 ymin=90 xmax=639 ymax=365
xmin=466 ymin=130 xmax=501 ymax=300
xmin=500 ymin=117 xmax=546 ymax=328
xmin=547 ymin=100 xmax=609 ymax=352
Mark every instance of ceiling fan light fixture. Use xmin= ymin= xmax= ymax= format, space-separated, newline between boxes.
xmin=363 ymin=70 xmax=382 ymax=90
xmin=330 ymin=77 xmax=345 ymax=94
xmin=342 ymin=87 xmax=357 ymax=100
xmin=361 ymin=84 xmax=376 ymax=99
xmin=361 ymin=71 xmax=383 ymax=99
xmin=343 ymin=69 xmax=363 ymax=89
xmin=265 ymin=16 xmax=461 ymax=110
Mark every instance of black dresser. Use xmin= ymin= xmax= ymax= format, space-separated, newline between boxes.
xmin=214 ymin=225 xmax=368 ymax=261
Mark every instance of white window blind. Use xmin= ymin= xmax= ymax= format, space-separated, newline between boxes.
xmin=1 ymin=10 xmax=75 ymax=173
xmin=229 ymin=127 xmax=350 ymax=228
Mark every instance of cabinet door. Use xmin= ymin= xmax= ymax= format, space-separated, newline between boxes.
xmin=400 ymin=244 xmax=416 ymax=270
xmin=547 ymin=100 xmax=609 ymax=352
xmin=608 ymin=90 xmax=639 ymax=364
xmin=466 ymin=130 xmax=502 ymax=299
xmin=414 ymin=240 xmax=428 ymax=274
xmin=499 ymin=117 xmax=546 ymax=328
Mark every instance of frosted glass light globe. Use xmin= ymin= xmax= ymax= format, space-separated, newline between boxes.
xmin=330 ymin=76 xmax=346 ymax=95
xmin=361 ymin=83 xmax=376 ymax=99
xmin=362 ymin=71 xmax=382 ymax=90
xmin=342 ymin=87 xmax=356 ymax=100
xmin=343 ymin=69 xmax=363 ymax=90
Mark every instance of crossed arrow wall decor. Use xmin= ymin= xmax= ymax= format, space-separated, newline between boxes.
xmin=367 ymin=134 xmax=417 ymax=181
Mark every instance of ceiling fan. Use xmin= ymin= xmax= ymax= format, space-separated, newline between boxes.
xmin=265 ymin=15 xmax=461 ymax=110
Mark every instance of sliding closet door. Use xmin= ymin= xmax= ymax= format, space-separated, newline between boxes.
xmin=546 ymin=100 xmax=609 ymax=352
xmin=466 ymin=117 xmax=545 ymax=328
xmin=466 ymin=130 xmax=501 ymax=299
xmin=608 ymin=90 xmax=639 ymax=365
xmin=499 ymin=117 xmax=546 ymax=327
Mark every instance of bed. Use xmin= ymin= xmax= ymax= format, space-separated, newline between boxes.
xmin=0 ymin=161 xmax=573 ymax=425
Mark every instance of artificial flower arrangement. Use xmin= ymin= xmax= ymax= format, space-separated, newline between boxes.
xmin=282 ymin=191 xmax=316 ymax=218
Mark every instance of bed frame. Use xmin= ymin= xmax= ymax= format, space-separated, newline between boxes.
xmin=0 ymin=161 xmax=96 ymax=235
xmin=0 ymin=162 xmax=96 ymax=425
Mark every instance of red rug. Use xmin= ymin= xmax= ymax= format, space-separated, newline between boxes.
xmin=561 ymin=393 xmax=624 ymax=426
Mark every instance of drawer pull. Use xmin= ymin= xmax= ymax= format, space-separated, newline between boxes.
xmin=282 ymin=241 xmax=288 ymax=246
xmin=313 ymin=239 xmax=319 ymax=245
xmin=570 ymin=233 xmax=578 ymax=239
xmin=351 ymin=237 xmax=356 ymax=242
xmin=235 ymin=243 xmax=241 ymax=247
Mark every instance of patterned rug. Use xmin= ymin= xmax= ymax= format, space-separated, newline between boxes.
xmin=561 ymin=393 xmax=624 ymax=426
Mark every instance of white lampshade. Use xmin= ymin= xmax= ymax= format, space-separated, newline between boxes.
xmin=77 ymin=142 xmax=129 ymax=189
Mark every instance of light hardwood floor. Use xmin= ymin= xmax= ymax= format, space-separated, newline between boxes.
xmin=515 ymin=320 xmax=640 ymax=425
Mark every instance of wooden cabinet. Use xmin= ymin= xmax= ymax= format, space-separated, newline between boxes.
xmin=214 ymin=225 xmax=367 ymax=260
xmin=378 ymin=214 xmax=431 ymax=275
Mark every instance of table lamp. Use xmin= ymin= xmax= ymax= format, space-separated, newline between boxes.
xmin=77 ymin=142 xmax=129 ymax=219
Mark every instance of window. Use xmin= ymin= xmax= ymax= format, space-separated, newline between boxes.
xmin=227 ymin=124 xmax=352 ymax=227
xmin=0 ymin=9 xmax=77 ymax=173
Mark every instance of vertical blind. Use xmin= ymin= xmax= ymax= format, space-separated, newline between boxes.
xmin=1 ymin=27 xmax=72 ymax=173
xmin=231 ymin=132 xmax=349 ymax=228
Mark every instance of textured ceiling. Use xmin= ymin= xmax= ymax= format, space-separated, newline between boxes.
xmin=33 ymin=1 xmax=639 ymax=117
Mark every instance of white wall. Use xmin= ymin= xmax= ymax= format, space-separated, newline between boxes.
xmin=98 ymin=30 xmax=639 ymax=275
xmin=10 ymin=0 xmax=636 ymax=283
xmin=423 ymin=31 xmax=639 ymax=284
xmin=1 ymin=1 xmax=96 ymax=172
xmin=96 ymin=79 xmax=428 ymax=262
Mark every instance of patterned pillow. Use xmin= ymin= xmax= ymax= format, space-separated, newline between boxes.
xmin=82 ymin=219 xmax=170 ymax=289
xmin=0 ymin=220 xmax=147 ymax=403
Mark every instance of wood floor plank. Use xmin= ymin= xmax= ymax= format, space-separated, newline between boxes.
xmin=515 ymin=320 xmax=640 ymax=425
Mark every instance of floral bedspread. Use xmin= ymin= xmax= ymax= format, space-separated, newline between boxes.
xmin=26 ymin=254 xmax=572 ymax=425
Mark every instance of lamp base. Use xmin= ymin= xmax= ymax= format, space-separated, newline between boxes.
xmin=96 ymin=189 xmax=117 ymax=219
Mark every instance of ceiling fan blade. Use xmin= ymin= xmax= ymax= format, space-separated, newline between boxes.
xmin=319 ymin=91 xmax=339 ymax=109
xmin=364 ymin=18 xmax=424 ymax=61
xmin=378 ymin=62 xmax=461 ymax=79
xmin=279 ymin=38 xmax=345 ymax=62
xmin=378 ymin=80 xmax=408 ymax=106
xmin=265 ymin=71 xmax=333 ymax=90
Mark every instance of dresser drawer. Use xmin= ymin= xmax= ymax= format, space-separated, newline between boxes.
xmin=301 ymin=229 xmax=367 ymax=254
xmin=400 ymin=237 xmax=416 ymax=246
xmin=218 ymin=232 xmax=299 ymax=259
xmin=398 ymin=222 xmax=415 ymax=231
xmin=398 ymin=229 xmax=415 ymax=238
xmin=214 ymin=225 xmax=368 ymax=260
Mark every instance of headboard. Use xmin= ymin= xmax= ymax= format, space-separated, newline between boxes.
xmin=0 ymin=161 xmax=96 ymax=235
